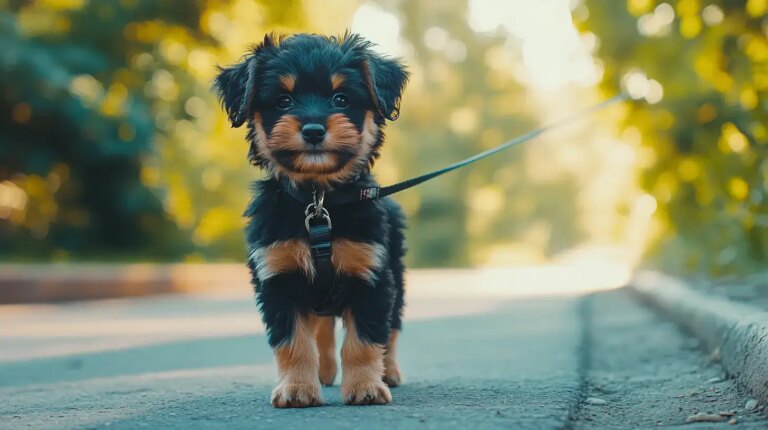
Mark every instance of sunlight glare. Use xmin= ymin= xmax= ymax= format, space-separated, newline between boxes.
xmin=467 ymin=0 xmax=600 ymax=91
xmin=350 ymin=3 xmax=404 ymax=56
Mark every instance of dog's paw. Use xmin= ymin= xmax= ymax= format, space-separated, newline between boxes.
xmin=383 ymin=361 xmax=402 ymax=387
xmin=341 ymin=379 xmax=392 ymax=405
xmin=318 ymin=356 xmax=337 ymax=386
xmin=271 ymin=382 xmax=323 ymax=408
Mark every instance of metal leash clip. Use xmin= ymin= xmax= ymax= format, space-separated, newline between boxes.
xmin=304 ymin=190 xmax=332 ymax=232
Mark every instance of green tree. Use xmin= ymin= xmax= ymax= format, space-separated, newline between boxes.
xmin=1 ymin=0 xmax=590 ymax=266
xmin=390 ymin=0 xmax=584 ymax=266
xmin=0 ymin=0 xmax=203 ymax=260
xmin=581 ymin=0 xmax=768 ymax=274
xmin=0 ymin=0 xmax=304 ymax=261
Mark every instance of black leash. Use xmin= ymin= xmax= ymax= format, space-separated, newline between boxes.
xmin=378 ymin=93 xmax=630 ymax=197
xmin=294 ymin=93 xmax=630 ymax=315
xmin=284 ymin=93 xmax=630 ymax=208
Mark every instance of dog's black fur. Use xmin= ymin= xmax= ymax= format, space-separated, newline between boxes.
xmin=244 ymin=177 xmax=406 ymax=347
xmin=214 ymin=33 xmax=408 ymax=407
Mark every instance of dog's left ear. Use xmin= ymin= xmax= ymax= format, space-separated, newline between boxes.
xmin=363 ymin=54 xmax=409 ymax=121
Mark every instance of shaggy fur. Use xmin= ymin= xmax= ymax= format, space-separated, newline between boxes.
xmin=214 ymin=33 xmax=409 ymax=408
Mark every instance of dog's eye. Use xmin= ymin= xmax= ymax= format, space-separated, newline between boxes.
xmin=276 ymin=95 xmax=294 ymax=110
xmin=331 ymin=93 xmax=349 ymax=109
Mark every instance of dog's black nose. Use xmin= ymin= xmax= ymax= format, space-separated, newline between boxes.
xmin=301 ymin=124 xmax=326 ymax=145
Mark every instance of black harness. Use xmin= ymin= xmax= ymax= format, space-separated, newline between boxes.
xmin=279 ymin=94 xmax=629 ymax=315
xmin=281 ymin=178 xmax=376 ymax=316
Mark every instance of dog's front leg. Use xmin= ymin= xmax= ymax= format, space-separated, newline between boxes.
xmin=340 ymin=308 xmax=393 ymax=405
xmin=270 ymin=313 xmax=323 ymax=408
xmin=252 ymin=241 xmax=323 ymax=407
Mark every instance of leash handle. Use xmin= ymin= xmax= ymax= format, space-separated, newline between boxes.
xmin=375 ymin=93 xmax=629 ymax=199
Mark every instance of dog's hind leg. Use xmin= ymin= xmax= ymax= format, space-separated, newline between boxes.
xmin=383 ymin=329 xmax=402 ymax=387
xmin=384 ymin=199 xmax=406 ymax=387
xmin=383 ymin=260 xmax=404 ymax=387
xmin=383 ymin=258 xmax=404 ymax=387
xmin=316 ymin=316 xmax=337 ymax=386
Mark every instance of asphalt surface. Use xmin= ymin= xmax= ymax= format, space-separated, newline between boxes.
xmin=1 ymin=275 xmax=766 ymax=429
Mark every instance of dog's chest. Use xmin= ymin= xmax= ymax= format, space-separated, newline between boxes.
xmin=246 ymin=186 xmax=390 ymax=286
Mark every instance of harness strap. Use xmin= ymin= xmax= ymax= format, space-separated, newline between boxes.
xmin=306 ymin=201 xmax=347 ymax=315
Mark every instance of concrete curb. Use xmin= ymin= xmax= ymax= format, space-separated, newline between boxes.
xmin=630 ymin=271 xmax=768 ymax=404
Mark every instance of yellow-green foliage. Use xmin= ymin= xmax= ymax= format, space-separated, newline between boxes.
xmin=582 ymin=0 xmax=768 ymax=274
xmin=2 ymin=0 xmax=591 ymax=266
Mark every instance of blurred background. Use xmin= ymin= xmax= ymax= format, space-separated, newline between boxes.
xmin=1 ymin=0 xmax=766 ymax=277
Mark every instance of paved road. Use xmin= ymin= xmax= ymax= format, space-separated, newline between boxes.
xmin=1 ymin=272 xmax=765 ymax=429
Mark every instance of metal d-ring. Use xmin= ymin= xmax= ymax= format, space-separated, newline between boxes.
xmin=304 ymin=190 xmax=326 ymax=217
xmin=305 ymin=189 xmax=331 ymax=232
xmin=305 ymin=208 xmax=331 ymax=232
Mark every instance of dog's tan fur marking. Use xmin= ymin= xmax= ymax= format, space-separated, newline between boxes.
xmin=269 ymin=115 xmax=304 ymax=152
xmin=293 ymin=152 xmax=338 ymax=174
xmin=272 ymin=314 xmax=322 ymax=408
xmin=316 ymin=316 xmax=337 ymax=386
xmin=340 ymin=311 xmax=392 ymax=405
xmin=274 ymin=112 xmax=379 ymax=188
xmin=332 ymin=239 xmax=386 ymax=282
xmin=279 ymin=74 xmax=296 ymax=92
xmin=331 ymin=73 xmax=346 ymax=90
xmin=383 ymin=329 xmax=402 ymax=387
xmin=360 ymin=60 xmax=388 ymax=119
xmin=250 ymin=239 xmax=314 ymax=280
xmin=291 ymin=113 xmax=363 ymax=179
xmin=251 ymin=112 xmax=280 ymax=168
xmin=252 ymin=110 xmax=379 ymax=188
xmin=326 ymin=113 xmax=363 ymax=151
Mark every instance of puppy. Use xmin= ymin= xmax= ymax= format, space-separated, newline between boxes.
xmin=214 ymin=33 xmax=409 ymax=407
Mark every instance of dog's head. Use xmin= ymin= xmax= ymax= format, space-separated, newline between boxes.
xmin=214 ymin=33 xmax=408 ymax=188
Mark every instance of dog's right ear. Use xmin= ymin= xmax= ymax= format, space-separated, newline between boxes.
xmin=213 ymin=35 xmax=275 ymax=128
xmin=214 ymin=57 xmax=258 ymax=128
